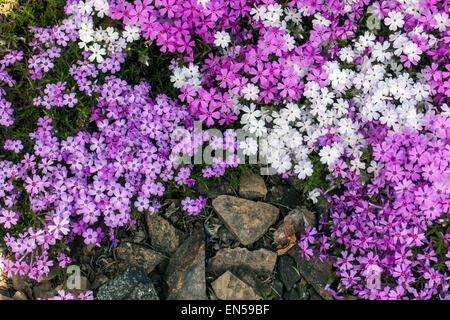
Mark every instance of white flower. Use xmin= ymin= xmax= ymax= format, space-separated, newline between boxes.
xmin=379 ymin=108 xmax=398 ymax=127
xmin=123 ymin=23 xmax=140 ymax=42
xmin=384 ymin=11 xmax=404 ymax=31
xmin=294 ymin=160 xmax=313 ymax=179
xmin=248 ymin=119 xmax=267 ymax=137
xmin=372 ymin=42 xmax=391 ymax=63
xmin=367 ymin=160 xmax=383 ymax=177
xmin=308 ymin=189 xmax=320 ymax=204
xmin=239 ymin=137 xmax=258 ymax=156
xmin=339 ymin=47 xmax=355 ymax=63
xmin=241 ymin=83 xmax=260 ymax=100
xmin=88 ymin=43 xmax=106 ymax=63
xmin=319 ymin=145 xmax=340 ymax=166
xmin=214 ymin=31 xmax=231 ymax=48
xmin=433 ymin=13 xmax=449 ymax=32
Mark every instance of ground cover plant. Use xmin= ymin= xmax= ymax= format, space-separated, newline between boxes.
xmin=0 ymin=0 xmax=448 ymax=300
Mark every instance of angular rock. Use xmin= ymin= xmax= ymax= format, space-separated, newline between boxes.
xmin=11 ymin=274 xmax=27 ymax=292
xmin=145 ymin=215 xmax=187 ymax=255
xmin=97 ymin=265 xmax=159 ymax=300
xmin=0 ymin=294 xmax=12 ymax=300
xmin=212 ymin=271 xmax=260 ymax=300
xmin=287 ymin=247 xmax=333 ymax=300
xmin=271 ymin=279 xmax=284 ymax=300
xmin=283 ymin=289 xmax=301 ymax=300
xmin=196 ymin=179 xmax=233 ymax=199
xmin=277 ymin=256 xmax=300 ymax=291
xmin=208 ymin=247 xmax=277 ymax=275
xmin=12 ymin=291 xmax=27 ymax=300
xmin=116 ymin=241 xmax=166 ymax=274
xmin=266 ymin=185 xmax=302 ymax=214
xmin=212 ymin=195 xmax=279 ymax=246
xmin=165 ymin=232 xmax=207 ymax=300
xmin=33 ymin=281 xmax=55 ymax=300
xmin=91 ymin=275 xmax=109 ymax=289
xmin=239 ymin=174 xmax=267 ymax=199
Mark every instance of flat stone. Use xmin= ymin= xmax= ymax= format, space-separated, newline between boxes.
xmin=116 ymin=241 xmax=166 ymax=274
xmin=33 ymin=281 xmax=55 ymax=299
xmin=196 ymin=179 xmax=233 ymax=199
xmin=11 ymin=274 xmax=27 ymax=292
xmin=0 ymin=293 xmax=12 ymax=300
xmin=271 ymin=279 xmax=284 ymax=300
xmin=277 ymin=256 xmax=300 ymax=291
xmin=12 ymin=291 xmax=27 ymax=300
xmin=266 ymin=185 xmax=302 ymax=214
xmin=212 ymin=271 xmax=260 ymax=300
xmin=165 ymin=232 xmax=207 ymax=300
xmin=145 ymin=215 xmax=187 ymax=255
xmin=208 ymin=247 xmax=277 ymax=275
xmin=97 ymin=265 xmax=159 ymax=300
xmin=239 ymin=174 xmax=267 ymax=199
xmin=287 ymin=247 xmax=333 ymax=300
xmin=212 ymin=195 xmax=279 ymax=246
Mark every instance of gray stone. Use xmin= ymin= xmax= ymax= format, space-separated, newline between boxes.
xmin=165 ymin=232 xmax=207 ymax=300
xmin=116 ymin=241 xmax=166 ymax=273
xmin=212 ymin=195 xmax=279 ymax=246
xmin=271 ymin=279 xmax=284 ymax=300
xmin=239 ymin=174 xmax=267 ymax=199
xmin=287 ymin=247 xmax=333 ymax=300
xmin=145 ymin=215 xmax=187 ymax=255
xmin=11 ymin=274 xmax=27 ymax=292
xmin=0 ymin=293 xmax=12 ymax=300
xmin=97 ymin=265 xmax=159 ymax=300
xmin=277 ymin=256 xmax=300 ymax=291
xmin=12 ymin=291 xmax=27 ymax=300
xmin=196 ymin=179 xmax=233 ymax=199
xmin=33 ymin=281 xmax=55 ymax=299
xmin=208 ymin=247 xmax=277 ymax=275
xmin=212 ymin=271 xmax=260 ymax=300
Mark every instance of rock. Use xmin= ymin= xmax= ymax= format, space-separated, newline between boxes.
xmin=239 ymin=174 xmax=267 ymax=199
xmin=91 ymin=275 xmax=109 ymax=289
xmin=116 ymin=241 xmax=166 ymax=274
xmin=287 ymin=247 xmax=333 ymax=300
xmin=273 ymin=209 xmax=303 ymax=246
xmin=208 ymin=247 xmax=277 ymax=275
xmin=11 ymin=274 xmax=27 ymax=292
xmin=212 ymin=271 xmax=261 ymax=300
xmin=33 ymin=281 xmax=55 ymax=300
xmin=165 ymin=232 xmax=207 ymax=300
xmin=277 ymin=256 xmax=300 ymax=291
xmin=12 ymin=291 xmax=27 ymax=300
xmin=233 ymin=267 xmax=272 ymax=297
xmin=265 ymin=185 xmax=302 ymax=214
xmin=97 ymin=265 xmax=159 ymax=300
xmin=196 ymin=179 xmax=233 ymax=199
xmin=297 ymin=282 xmax=310 ymax=300
xmin=212 ymin=195 xmax=279 ymax=246
xmin=283 ymin=288 xmax=301 ymax=300
xmin=309 ymin=287 xmax=323 ymax=300
xmin=0 ymin=293 xmax=12 ymax=300
xmin=145 ymin=215 xmax=187 ymax=255
xmin=271 ymin=279 xmax=284 ymax=300
xmin=287 ymin=176 xmax=303 ymax=191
